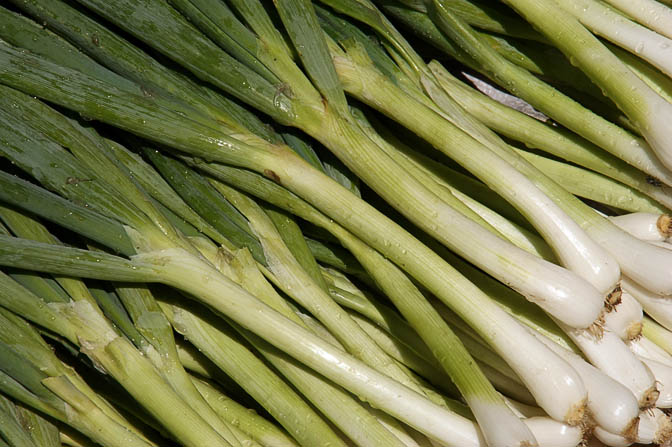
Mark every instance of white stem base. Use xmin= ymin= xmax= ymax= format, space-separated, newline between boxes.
xmin=603 ymin=291 xmax=643 ymax=340
xmin=522 ymin=417 xmax=582 ymax=447
xmin=637 ymin=357 xmax=672 ymax=408
xmin=609 ymin=213 xmax=667 ymax=242
xmin=636 ymin=408 xmax=672 ymax=444
xmin=559 ymin=323 xmax=657 ymax=407
xmin=530 ymin=327 xmax=639 ymax=436
xmin=623 ymin=276 xmax=672 ymax=331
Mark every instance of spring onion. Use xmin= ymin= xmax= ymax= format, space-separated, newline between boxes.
xmin=0 ymin=12 xmax=589 ymax=435
xmin=502 ymin=0 xmax=672 ymax=171
xmin=2 ymin=0 xmax=672 ymax=444
xmin=602 ymin=0 xmax=672 ymax=40
xmin=602 ymin=291 xmax=644 ymax=340
xmin=609 ymin=213 xmax=672 ymax=242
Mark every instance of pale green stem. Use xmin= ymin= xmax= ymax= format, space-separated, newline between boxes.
xmin=41 ymin=376 xmax=154 ymax=447
xmin=198 ymin=236 xmax=422 ymax=447
xmin=159 ymin=296 xmax=402 ymax=447
xmin=642 ymin=317 xmax=672 ymax=356
xmin=602 ymin=0 xmax=672 ymax=40
xmin=135 ymin=246 xmax=484 ymax=445
xmin=113 ymin=286 xmax=246 ymax=447
xmin=420 ymin=1 xmax=672 ymax=184
xmin=90 ymin=337 xmax=232 ymax=447
xmin=428 ymin=61 xmax=672 ymax=211
xmin=609 ymin=43 xmax=672 ymax=105
xmin=515 ymin=149 xmax=666 ymax=213
xmin=503 ymin=0 xmax=672 ymax=170
xmin=557 ymin=0 xmax=672 ymax=77
xmin=376 ymin=140 xmax=557 ymax=258
xmin=215 ymin=182 xmax=424 ymax=394
xmin=196 ymin=148 xmax=579 ymax=422
xmin=0 ymin=394 xmax=40 ymax=447
xmin=191 ymin=377 xmax=300 ymax=447
xmin=333 ymin=43 xmax=619 ymax=299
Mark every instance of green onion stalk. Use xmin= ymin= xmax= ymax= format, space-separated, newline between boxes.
xmin=643 ymin=317 xmax=672 ymax=357
xmin=501 ymin=0 xmax=672 ymax=171
xmin=0 ymin=74 xmax=497 ymax=446
xmin=150 ymin=156 xmax=497 ymax=446
xmin=601 ymin=0 xmax=672 ymax=41
xmin=154 ymin=282 xmax=399 ymax=447
xmin=322 ymin=274 xmax=536 ymax=404
xmin=0 ymin=220 xmax=241 ymax=447
xmin=315 ymin=0 xmax=621 ymax=298
xmin=423 ymin=62 xmax=672 ymax=212
xmin=239 ymin=0 xmax=617 ymax=332
xmin=42 ymin=0 xmax=615 ymax=327
xmin=164 ymin=193 xmax=427 ymax=447
xmin=0 ymin=232 xmax=491 ymax=447
xmin=201 ymin=166 xmax=570 ymax=424
xmin=348 ymin=107 xmax=557 ymax=258
xmin=396 ymin=0 xmax=546 ymax=42
xmin=323 ymin=1 xmax=672 ymax=299
xmin=198 ymin=155 xmax=567 ymax=361
xmin=368 ymin=119 xmax=643 ymax=261
xmin=128 ymin=104 xmax=454 ymax=445
xmin=140 ymin=147 xmax=266 ymax=262
xmin=0 ymin=101 xmax=490 ymax=443
xmin=0 ymin=307 xmax=156 ymax=447
xmin=223 ymin=184 xmax=496 ymax=412
xmin=0 ymin=23 xmax=632 ymax=434
xmin=110 ymin=284 xmax=258 ymax=447
xmin=172 ymin=240 xmax=434 ymax=447
xmin=5 ymin=0 xmax=568 ymax=332
xmin=213 ymin=182 xmax=425 ymax=394
xmin=608 ymin=42 xmax=672 ymax=105
xmin=59 ymin=430 xmax=94 ymax=447
xmin=0 ymin=4 xmax=592 ymax=440
xmin=555 ymin=0 xmax=672 ymax=79
xmin=377 ymin=1 xmax=672 ymax=187
xmin=623 ymin=277 xmax=672 ymax=335
xmin=312 ymin=0 xmax=669 ymax=408
xmin=445 ymin=20 xmax=672 ymax=123
xmin=196 ymin=161 xmax=594 ymax=439
xmin=466 ymin=14 xmax=670 ymax=114
xmin=0 ymin=1 xmax=360 ymax=276
xmin=513 ymin=148 xmax=663 ymax=214
xmin=0 ymin=84 xmax=407 ymax=446
xmin=328 ymin=38 xmax=659 ymax=406
xmin=190 ymin=376 xmax=300 ymax=447
xmin=167 ymin=272 xmax=362 ymax=447
xmin=0 ymin=220 xmax=164 ymax=445
xmin=4 ymin=206 xmax=255 ymax=446
xmin=475 ymin=33 xmax=600 ymax=98
xmin=0 ymin=394 xmax=62 ymax=447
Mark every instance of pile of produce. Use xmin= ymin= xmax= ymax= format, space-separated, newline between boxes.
xmin=2 ymin=0 xmax=672 ymax=445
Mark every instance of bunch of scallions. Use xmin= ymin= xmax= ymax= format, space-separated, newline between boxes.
xmin=2 ymin=0 xmax=672 ymax=446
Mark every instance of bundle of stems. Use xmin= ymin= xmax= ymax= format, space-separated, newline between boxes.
xmin=0 ymin=90 xmax=488 ymax=445
xmin=0 ymin=300 xmax=157 ymax=447
xmin=0 ymin=216 xmax=350 ymax=447
xmin=378 ymin=0 xmax=672 ymax=182
xmin=0 ymin=60 xmax=544 ymax=444
xmin=321 ymin=0 xmax=672 ymax=294
xmin=0 ymin=210 xmax=253 ymax=447
xmin=0 ymin=3 xmax=600 ymax=444
xmin=2 ymin=0 xmax=672 ymax=445
xmin=312 ymin=0 xmax=669 ymax=409
xmin=0 ymin=394 xmax=72 ymax=447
